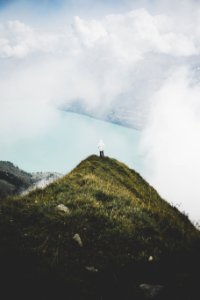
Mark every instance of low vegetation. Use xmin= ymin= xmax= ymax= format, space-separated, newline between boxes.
xmin=0 ymin=155 xmax=199 ymax=299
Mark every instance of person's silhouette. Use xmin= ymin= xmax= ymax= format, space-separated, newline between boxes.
xmin=98 ymin=140 xmax=105 ymax=157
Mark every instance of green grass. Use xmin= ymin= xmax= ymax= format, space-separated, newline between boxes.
xmin=0 ymin=155 xmax=199 ymax=299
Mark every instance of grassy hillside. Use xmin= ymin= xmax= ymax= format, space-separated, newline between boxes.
xmin=0 ymin=155 xmax=199 ymax=300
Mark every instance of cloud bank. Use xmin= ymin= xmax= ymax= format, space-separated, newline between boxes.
xmin=141 ymin=67 xmax=200 ymax=223
xmin=1 ymin=1 xmax=200 ymax=222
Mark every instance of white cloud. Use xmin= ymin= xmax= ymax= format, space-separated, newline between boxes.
xmin=141 ymin=67 xmax=200 ymax=223
xmin=0 ymin=20 xmax=64 ymax=58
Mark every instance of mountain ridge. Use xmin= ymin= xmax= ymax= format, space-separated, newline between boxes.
xmin=0 ymin=155 xmax=199 ymax=299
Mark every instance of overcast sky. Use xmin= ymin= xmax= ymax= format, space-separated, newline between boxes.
xmin=0 ymin=0 xmax=200 ymax=223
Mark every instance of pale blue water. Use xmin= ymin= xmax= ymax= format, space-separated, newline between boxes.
xmin=0 ymin=112 xmax=143 ymax=175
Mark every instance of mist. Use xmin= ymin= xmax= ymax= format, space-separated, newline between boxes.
xmin=140 ymin=67 xmax=200 ymax=223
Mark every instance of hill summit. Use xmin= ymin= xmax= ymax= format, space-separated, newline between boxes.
xmin=0 ymin=155 xmax=199 ymax=300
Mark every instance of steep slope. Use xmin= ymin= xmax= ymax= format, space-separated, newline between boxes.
xmin=0 ymin=155 xmax=199 ymax=300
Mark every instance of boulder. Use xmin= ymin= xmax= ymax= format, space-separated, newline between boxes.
xmin=85 ymin=266 xmax=98 ymax=273
xmin=56 ymin=204 xmax=70 ymax=214
xmin=73 ymin=233 xmax=83 ymax=247
xmin=139 ymin=283 xmax=164 ymax=299
xmin=148 ymin=256 xmax=154 ymax=262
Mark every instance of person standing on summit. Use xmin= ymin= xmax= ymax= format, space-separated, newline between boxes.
xmin=98 ymin=140 xmax=105 ymax=157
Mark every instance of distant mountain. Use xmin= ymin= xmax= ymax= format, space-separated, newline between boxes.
xmin=31 ymin=171 xmax=62 ymax=188
xmin=0 ymin=161 xmax=32 ymax=198
xmin=61 ymin=102 xmax=143 ymax=130
xmin=0 ymin=161 xmax=62 ymax=198
xmin=0 ymin=155 xmax=199 ymax=300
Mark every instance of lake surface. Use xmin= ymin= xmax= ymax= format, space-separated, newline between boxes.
xmin=0 ymin=111 xmax=143 ymax=175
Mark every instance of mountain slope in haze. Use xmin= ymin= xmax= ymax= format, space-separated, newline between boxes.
xmin=0 ymin=161 xmax=62 ymax=198
xmin=0 ymin=155 xmax=199 ymax=300
xmin=0 ymin=161 xmax=33 ymax=198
